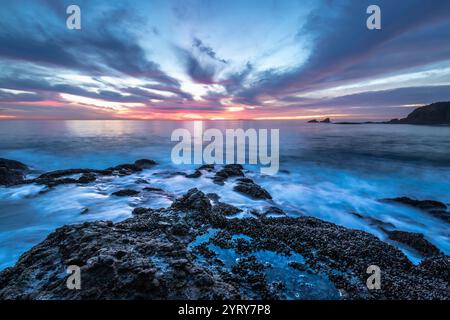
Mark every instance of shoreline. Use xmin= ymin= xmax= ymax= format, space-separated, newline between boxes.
xmin=0 ymin=159 xmax=448 ymax=300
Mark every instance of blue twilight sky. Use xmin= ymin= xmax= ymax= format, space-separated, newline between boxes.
xmin=0 ymin=0 xmax=450 ymax=120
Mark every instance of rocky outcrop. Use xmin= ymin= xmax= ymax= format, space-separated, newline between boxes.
xmin=0 ymin=189 xmax=448 ymax=300
xmin=388 ymin=102 xmax=450 ymax=125
xmin=233 ymin=178 xmax=272 ymax=200
xmin=212 ymin=164 xmax=244 ymax=185
xmin=0 ymin=158 xmax=28 ymax=186
xmin=382 ymin=197 xmax=449 ymax=223
xmin=386 ymin=230 xmax=442 ymax=257
xmin=308 ymin=118 xmax=332 ymax=123
xmin=112 ymin=189 xmax=140 ymax=197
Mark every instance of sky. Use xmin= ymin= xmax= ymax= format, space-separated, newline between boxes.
xmin=0 ymin=0 xmax=450 ymax=121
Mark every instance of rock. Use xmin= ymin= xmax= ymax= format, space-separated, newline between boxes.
xmin=78 ymin=173 xmax=96 ymax=184
xmin=206 ymin=193 xmax=220 ymax=202
xmin=171 ymin=188 xmax=212 ymax=213
xmin=213 ymin=202 xmax=243 ymax=216
xmin=134 ymin=159 xmax=157 ymax=169
xmin=213 ymin=164 xmax=244 ymax=185
xmin=386 ymin=230 xmax=442 ymax=257
xmin=263 ymin=206 xmax=285 ymax=216
xmin=198 ymin=164 xmax=215 ymax=172
xmin=143 ymin=187 xmax=164 ymax=192
xmin=307 ymin=118 xmax=331 ymax=123
xmin=387 ymin=101 xmax=450 ymax=125
xmin=135 ymin=178 xmax=150 ymax=184
xmin=221 ymin=217 xmax=449 ymax=299
xmin=0 ymin=216 xmax=239 ymax=299
xmin=0 ymin=189 xmax=448 ymax=300
xmin=382 ymin=197 xmax=449 ymax=223
xmin=186 ymin=170 xmax=202 ymax=178
xmin=233 ymin=178 xmax=272 ymax=200
xmin=112 ymin=189 xmax=140 ymax=197
xmin=417 ymin=255 xmax=450 ymax=282
xmin=383 ymin=197 xmax=447 ymax=211
xmin=0 ymin=158 xmax=28 ymax=186
xmin=350 ymin=212 xmax=395 ymax=230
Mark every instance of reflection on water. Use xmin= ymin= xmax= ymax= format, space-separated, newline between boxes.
xmin=0 ymin=120 xmax=449 ymax=269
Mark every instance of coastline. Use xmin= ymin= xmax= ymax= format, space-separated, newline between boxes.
xmin=0 ymin=159 xmax=448 ymax=300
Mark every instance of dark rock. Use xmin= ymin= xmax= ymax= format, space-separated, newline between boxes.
xmin=221 ymin=217 xmax=449 ymax=299
xmin=206 ymin=193 xmax=220 ymax=202
xmin=320 ymin=118 xmax=331 ymax=123
xmin=134 ymin=159 xmax=157 ymax=169
xmin=387 ymin=102 xmax=450 ymax=125
xmin=186 ymin=170 xmax=202 ymax=178
xmin=78 ymin=173 xmax=96 ymax=184
xmin=382 ymin=197 xmax=449 ymax=223
xmin=213 ymin=202 xmax=243 ymax=216
xmin=233 ymin=179 xmax=272 ymax=200
xmin=386 ymin=230 xmax=442 ymax=257
xmin=263 ymin=206 xmax=285 ymax=216
xmin=112 ymin=189 xmax=140 ymax=197
xmin=417 ymin=255 xmax=450 ymax=282
xmin=0 ymin=186 xmax=448 ymax=300
xmin=383 ymin=197 xmax=447 ymax=211
xmin=213 ymin=164 xmax=244 ymax=184
xmin=0 ymin=158 xmax=28 ymax=186
xmin=135 ymin=178 xmax=150 ymax=184
xmin=143 ymin=187 xmax=164 ymax=192
xmin=307 ymin=119 xmax=319 ymax=123
xmin=350 ymin=212 xmax=395 ymax=230
xmin=171 ymin=188 xmax=212 ymax=213
xmin=198 ymin=164 xmax=215 ymax=172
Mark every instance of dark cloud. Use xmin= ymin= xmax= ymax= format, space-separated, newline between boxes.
xmin=193 ymin=38 xmax=228 ymax=64
xmin=282 ymin=85 xmax=450 ymax=110
xmin=235 ymin=0 xmax=450 ymax=104
xmin=0 ymin=1 xmax=178 ymax=87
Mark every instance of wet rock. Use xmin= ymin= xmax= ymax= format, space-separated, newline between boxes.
xmin=263 ymin=206 xmax=285 ymax=215
xmin=198 ymin=164 xmax=215 ymax=172
xmin=112 ymin=189 xmax=140 ymax=197
xmin=78 ymin=173 xmax=96 ymax=184
xmin=206 ymin=193 xmax=220 ymax=202
xmin=213 ymin=202 xmax=243 ymax=216
xmin=135 ymin=178 xmax=150 ymax=184
xmin=0 ymin=158 xmax=28 ymax=186
xmin=0 ymin=216 xmax=240 ymax=300
xmin=233 ymin=178 xmax=272 ymax=200
xmin=0 ymin=188 xmax=447 ymax=300
xmin=383 ymin=197 xmax=447 ymax=211
xmin=417 ymin=255 xmax=450 ymax=282
xmin=143 ymin=186 xmax=164 ymax=192
xmin=186 ymin=170 xmax=202 ymax=178
xmin=171 ymin=188 xmax=212 ymax=213
xmin=386 ymin=230 xmax=442 ymax=257
xmin=213 ymin=164 xmax=244 ymax=185
xmin=220 ymin=217 xmax=449 ymax=299
xmin=382 ymin=197 xmax=449 ymax=223
xmin=350 ymin=212 xmax=395 ymax=230
xmin=134 ymin=159 xmax=157 ymax=169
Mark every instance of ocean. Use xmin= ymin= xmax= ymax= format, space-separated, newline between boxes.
xmin=0 ymin=120 xmax=449 ymax=270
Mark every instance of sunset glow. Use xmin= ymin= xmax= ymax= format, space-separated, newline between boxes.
xmin=1 ymin=0 xmax=450 ymax=121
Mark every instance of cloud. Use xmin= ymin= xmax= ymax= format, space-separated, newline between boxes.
xmin=234 ymin=0 xmax=450 ymax=104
